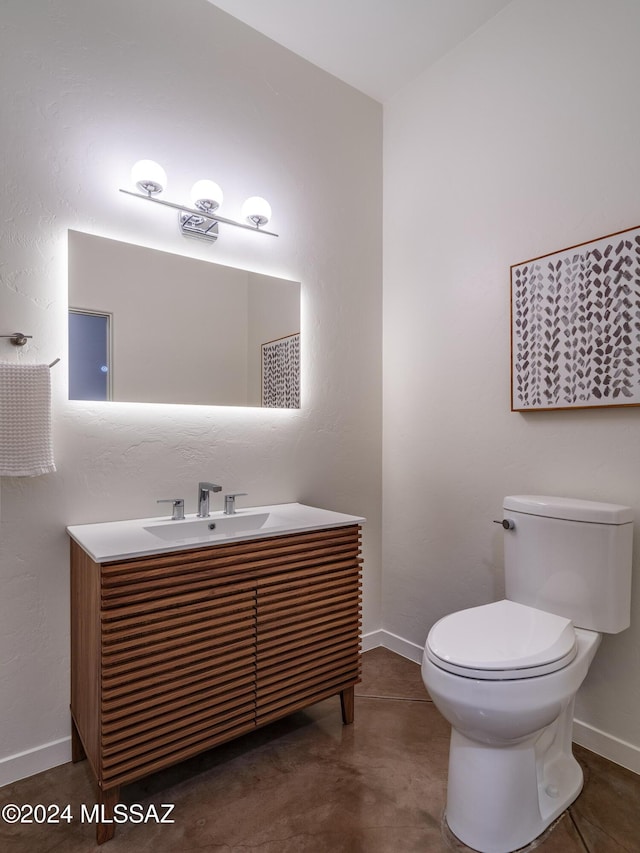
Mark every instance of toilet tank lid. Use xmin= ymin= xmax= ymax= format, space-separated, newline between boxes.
xmin=504 ymin=495 xmax=633 ymax=525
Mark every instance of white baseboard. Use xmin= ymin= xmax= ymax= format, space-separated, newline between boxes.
xmin=573 ymin=719 xmax=640 ymax=776
xmin=361 ymin=629 xmax=422 ymax=663
xmin=361 ymin=629 xmax=385 ymax=652
xmin=373 ymin=629 xmax=423 ymax=663
xmin=362 ymin=628 xmax=423 ymax=662
xmin=0 ymin=737 xmax=71 ymax=789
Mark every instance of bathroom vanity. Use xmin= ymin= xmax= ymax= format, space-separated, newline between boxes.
xmin=68 ymin=503 xmax=364 ymax=843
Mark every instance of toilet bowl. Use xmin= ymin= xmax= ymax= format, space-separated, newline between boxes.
xmin=420 ymin=495 xmax=633 ymax=853
xmin=422 ymin=604 xmax=601 ymax=853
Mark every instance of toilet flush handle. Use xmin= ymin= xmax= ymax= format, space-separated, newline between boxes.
xmin=493 ymin=518 xmax=515 ymax=530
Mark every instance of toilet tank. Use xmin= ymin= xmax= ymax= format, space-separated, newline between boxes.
xmin=502 ymin=495 xmax=633 ymax=633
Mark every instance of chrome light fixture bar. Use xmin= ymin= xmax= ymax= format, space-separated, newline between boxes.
xmin=121 ymin=160 xmax=278 ymax=243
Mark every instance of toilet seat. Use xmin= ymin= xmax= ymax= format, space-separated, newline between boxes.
xmin=426 ymin=599 xmax=577 ymax=680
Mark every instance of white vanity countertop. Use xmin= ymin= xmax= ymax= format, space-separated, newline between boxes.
xmin=66 ymin=502 xmax=366 ymax=563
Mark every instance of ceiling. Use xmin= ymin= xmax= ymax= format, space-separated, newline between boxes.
xmin=208 ymin=0 xmax=513 ymax=102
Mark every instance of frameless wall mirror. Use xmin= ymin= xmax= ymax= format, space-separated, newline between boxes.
xmin=67 ymin=230 xmax=300 ymax=407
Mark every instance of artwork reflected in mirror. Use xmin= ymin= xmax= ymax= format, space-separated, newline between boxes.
xmin=68 ymin=230 xmax=300 ymax=407
xmin=261 ymin=333 xmax=300 ymax=407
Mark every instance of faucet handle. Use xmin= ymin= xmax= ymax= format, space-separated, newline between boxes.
xmin=157 ymin=498 xmax=185 ymax=520
xmin=224 ymin=493 xmax=247 ymax=515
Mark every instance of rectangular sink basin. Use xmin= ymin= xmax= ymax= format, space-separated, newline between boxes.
xmin=67 ymin=502 xmax=366 ymax=563
xmin=144 ymin=511 xmax=278 ymax=541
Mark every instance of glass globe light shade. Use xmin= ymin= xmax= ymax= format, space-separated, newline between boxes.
xmin=190 ymin=179 xmax=223 ymax=213
xmin=241 ymin=196 xmax=271 ymax=227
xmin=131 ymin=160 xmax=167 ymax=195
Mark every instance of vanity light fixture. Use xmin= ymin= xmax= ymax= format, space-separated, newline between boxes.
xmin=120 ymin=160 xmax=277 ymax=243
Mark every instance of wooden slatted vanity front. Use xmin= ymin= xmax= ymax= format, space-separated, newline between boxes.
xmin=70 ymin=524 xmax=362 ymax=843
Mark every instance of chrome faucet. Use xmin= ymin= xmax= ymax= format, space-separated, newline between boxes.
xmin=197 ymin=482 xmax=222 ymax=517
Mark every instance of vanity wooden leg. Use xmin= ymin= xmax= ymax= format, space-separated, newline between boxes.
xmin=96 ymin=786 xmax=120 ymax=845
xmin=340 ymin=686 xmax=355 ymax=725
xmin=71 ymin=717 xmax=86 ymax=763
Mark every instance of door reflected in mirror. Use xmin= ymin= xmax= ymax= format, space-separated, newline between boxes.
xmin=68 ymin=230 xmax=300 ymax=407
xmin=69 ymin=309 xmax=111 ymax=401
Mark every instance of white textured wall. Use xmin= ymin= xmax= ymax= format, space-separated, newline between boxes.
xmin=383 ymin=0 xmax=640 ymax=766
xmin=0 ymin=0 xmax=382 ymax=782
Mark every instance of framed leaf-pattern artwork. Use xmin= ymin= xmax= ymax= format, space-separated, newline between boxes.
xmin=511 ymin=225 xmax=640 ymax=412
xmin=261 ymin=333 xmax=300 ymax=408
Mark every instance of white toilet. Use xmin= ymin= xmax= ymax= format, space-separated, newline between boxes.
xmin=421 ymin=495 xmax=633 ymax=853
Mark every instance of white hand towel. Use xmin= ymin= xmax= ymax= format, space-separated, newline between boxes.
xmin=0 ymin=362 xmax=56 ymax=477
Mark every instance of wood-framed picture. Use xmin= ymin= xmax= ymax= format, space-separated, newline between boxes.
xmin=511 ymin=224 xmax=640 ymax=412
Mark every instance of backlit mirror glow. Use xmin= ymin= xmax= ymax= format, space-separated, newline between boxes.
xmin=68 ymin=230 xmax=300 ymax=408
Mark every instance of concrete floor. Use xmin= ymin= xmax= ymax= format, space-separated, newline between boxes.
xmin=1 ymin=647 xmax=639 ymax=852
